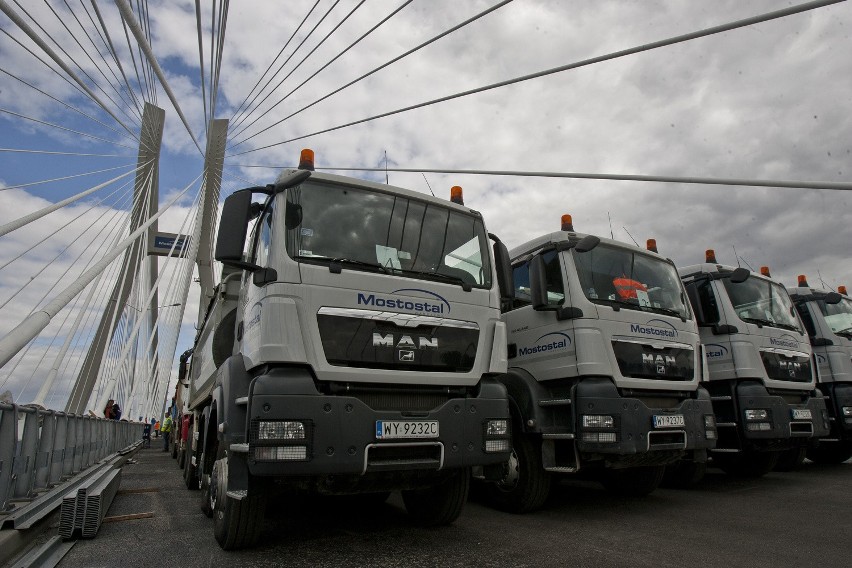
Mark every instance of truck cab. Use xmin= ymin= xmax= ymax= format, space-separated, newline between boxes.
xmin=184 ymin=150 xmax=513 ymax=549
xmin=788 ymin=278 xmax=852 ymax=464
xmin=485 ymin=217 xmax=716 ymax=513
xmin=679 ymin=254 xmax=829 ymax=476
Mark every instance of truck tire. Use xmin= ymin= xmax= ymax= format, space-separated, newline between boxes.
xmin=402 ymin=468 xmax=470 ymax=527
xmin=200 ymin=464 xmax=214 ymax=518
xmin=774 ymin=446 xmax=807 ymax=472
xmin=171 ymin=438 xmax=178 ymax=459
xmin=600 ymin=465 xmax=666 ymax=496
xmin=184 ymin=443 xmax=198 ymax=490
xmin=178 ymin=447 xmax=186 ymax=469
xmin=212 ymin=455 xmax=266 ymax=550
xmin=662 ymin=460 xmax=707 ymax=489
xmin=807 ymin=442 xmax=852 ymax=464
xmin=713 ymin=450 xmax=779 ymax=477
xmin=484 ymin=432 xmax=551 ymax=513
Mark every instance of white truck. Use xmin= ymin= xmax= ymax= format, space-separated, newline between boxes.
xmin=182 ymin=150 xmax=514 ymax=549
xmin=788 ymin=277 xmax=852 ymax=464
xmin=678 ymin=253 xmax=829 ymax=477
xmin=484 ymin=217 xmax=716 ymax=513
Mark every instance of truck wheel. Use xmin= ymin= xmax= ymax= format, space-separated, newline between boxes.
xmin=713 ymin=450 xmax=779 ymax=477
xmin=200 ymin=462 xmax=214 ymax=518
xmin=402 ymin=468 xmax=470 ymax=527
xmin=178 ymin=446 xmax=186 ymax=469
xmin=211 ymin=455 xmax=266 ymax=550
xmin=662 ymin=460 xmax=707 ymax=489
xmin=600 ymin=465 xmax=666 ymax=496
xmin=171 ymin=438 xmax=178 ymax=459
xmin=184 ymin=444 xmax=198 ymax=490
xmin=774 ymin=446 xmax=807 ymax=472
xmin=484 ymin=432 xmax=551 ymax=513
xmin=807 ymin=442 xmax=852 ymax=464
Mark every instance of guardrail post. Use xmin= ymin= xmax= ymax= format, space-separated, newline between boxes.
xmin=34 ymin=409 xmax=55 ymax=492
xmin=0 ymin=404 xmax=16 ymax=511
xmin=13 ymin=407 xmax=39 ymax=501
xmin=50 ymin=413 xmax=67 ymax=485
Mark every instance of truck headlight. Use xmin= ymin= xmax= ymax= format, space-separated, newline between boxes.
xmin=582 ymin=432 xmax=617 ymax=443
xmin=254 ymin=446 xmax=308 ymax=461
xmin=582 ymin=415 xmax=615 ymax=429
xmin=486 ymin=419 xmax=508 ymax=436
xmin=485 ymin=439 xmax=511 ymax=452
xmin=746 ymin=422 xmax=772 ymax=432
xmin=257 ymin=420 xmax=305 ymax=440
xmin=744 ymin=409 xmax=768 ymax=421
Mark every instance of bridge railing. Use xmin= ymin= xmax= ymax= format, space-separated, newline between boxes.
xmin=0 ymin=403 xmax=144 ymax=513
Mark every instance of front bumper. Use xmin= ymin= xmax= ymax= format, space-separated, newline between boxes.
xmin=575 ymin=378 xmax=717 ymax=456
xmin=735 ymin=382 xmax=830 ymax=444
xmin=244 ymin=373 xmax=511 ymax=477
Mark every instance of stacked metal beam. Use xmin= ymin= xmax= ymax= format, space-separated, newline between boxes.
xmin=58 ymin=469 xmax=121 ymax=539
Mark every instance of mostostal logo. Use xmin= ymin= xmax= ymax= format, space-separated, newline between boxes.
xmin=770 ymin=334 xmax=799 ymax=349
xmin=518 ymin=332 xmax=572 ymax=357
xmin=356 ymin=288 xmax=451 ymax=314
xmin=629 ymin=319 xmax=678 ymax=339
xmin=705 ymin=343 xmax=729 ymax=359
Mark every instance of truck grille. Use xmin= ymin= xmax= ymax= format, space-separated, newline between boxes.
xmin=612 ymin=341 xmax=694 ymax=381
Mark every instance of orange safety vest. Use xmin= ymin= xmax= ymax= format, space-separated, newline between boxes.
xmin=613 ymin=276 xmax=647 ymax=300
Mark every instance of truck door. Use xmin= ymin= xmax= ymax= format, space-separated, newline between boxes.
xmin=505 ymin=250 xmax=577 ymax=380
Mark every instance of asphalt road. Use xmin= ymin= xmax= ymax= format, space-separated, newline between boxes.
xmin=49 ymin=447 xmax=851 ymax=568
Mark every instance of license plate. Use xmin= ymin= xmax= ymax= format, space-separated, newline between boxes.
xmin=375 ymin=420 xmax=439 ymax=439
xmin=792 ymin=409 xmax=812 ymax=420
xmin=653 ymin=414 xmax=685 ymax=428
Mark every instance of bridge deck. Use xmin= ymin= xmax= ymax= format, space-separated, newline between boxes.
xmin=47 ymin=446 xmax=852 ymax=568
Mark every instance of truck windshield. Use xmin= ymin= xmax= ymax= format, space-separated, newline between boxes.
xmin=722 ymin=277 xmax=800 ymax=331
xmin=574 ymin=243 xmax=691 ymax=320
xmin=285 ymin=181 xmax=492 ymax=287
xmin=819 ymin=297 xmax=852 ymax=336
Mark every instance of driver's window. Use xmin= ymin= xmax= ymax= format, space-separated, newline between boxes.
xmin=252 ymin=203 xmax=273 ymax=267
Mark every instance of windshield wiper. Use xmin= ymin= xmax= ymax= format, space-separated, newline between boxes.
xmin=595 ymin=297 xmax=686 ymax=320
xmin=296 ymin=255 xmax=389 ymax=274
xmin=834 ymin=326 xmax=852 ymax=337
xmin=647 ymin=305 xmax=688 ymax=321
xmin=740 ymin=316 xmax=798 ymax=331
xmin=397 ymin=268 xmax=473 ymax=291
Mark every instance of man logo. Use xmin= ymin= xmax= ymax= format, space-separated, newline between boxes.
xmin=373 ymin=332 xmax=438 ymax=349
xmin=398 ymin=350 xmax=415 ymax=362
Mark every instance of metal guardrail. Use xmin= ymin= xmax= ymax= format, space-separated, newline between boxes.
xmin=0 ymin=403 xmax=144 ymax=514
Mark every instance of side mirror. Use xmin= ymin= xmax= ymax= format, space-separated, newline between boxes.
xmin=529 ymin=253 xmax=581 ymax=320
xmin=491 ymin=238 xmax=514 ymax=302
xmin=574 ymin=235 xmax=600 ymax=253
xmin=215 ymin=190 xmax=259 ymax=271
xmin=825 ymin=292 xmax=842 ymax=305
xmin=730 ymin=267 xmax=750 ymax=284
xmin=529 ymin=255 xmax=549 ymax=311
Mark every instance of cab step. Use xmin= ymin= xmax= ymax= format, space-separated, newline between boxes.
xmin=539 ymin=399 xmax=572 ymax=407
xmin=542 ymin=433 xmax=575 ymax=440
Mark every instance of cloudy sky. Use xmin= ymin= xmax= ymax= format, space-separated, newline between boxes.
xmin=0 ymin=0 xmax=850 ymax=408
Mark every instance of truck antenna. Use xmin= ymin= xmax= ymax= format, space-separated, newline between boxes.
xmin=421 ymin=173 xmax=436 ymax=197
xmin=621 ymin=226 xmax=639 ymax=246
xmin=817 ymin=269 xmax=832 ymax=290
xmin=732 ymin=245 xmax=741 ymax=267
xmin=384 ymin=151 xmax=389 ymax=184
xmin=607 ymin=212 xmax=614 ymax=239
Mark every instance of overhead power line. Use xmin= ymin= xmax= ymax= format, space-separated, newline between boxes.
xmin=229 ymin=0 xmax=843 ymax=157
xmin=233 ymin=164 xmax=852 ymax=192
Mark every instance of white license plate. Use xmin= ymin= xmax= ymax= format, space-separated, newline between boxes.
xmin=375 ymin=420 xmax=439 ymax=439
xmin=653 ymin=414 xmax=685 ymax=428
xmin=792 ymin=409 xmax=812 ymax=420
